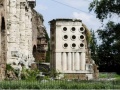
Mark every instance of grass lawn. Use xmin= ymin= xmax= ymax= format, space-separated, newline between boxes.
xmin=0 ymin=80 xmax=120 ymax=89
xmin=0 ymin=72 xmax=120 ymax=89
xmin=99 ymin=72 xmax=120 ymax=79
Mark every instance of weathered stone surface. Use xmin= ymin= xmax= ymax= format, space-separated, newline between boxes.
xmin=0 ymin=0 xmax=48 ymax=80
xmin=64 ymin=74 xmax=87 ymax=80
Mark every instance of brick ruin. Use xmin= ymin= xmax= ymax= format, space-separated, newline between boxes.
xmin=32 ymin=9 xmax=48 ymax=63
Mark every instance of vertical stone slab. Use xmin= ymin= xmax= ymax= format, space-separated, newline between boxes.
xmin=68 ymin=52 xmax=72 ymax=71
xmin=62 ymin=52 xmax=67 ymax=71
xmin=72 ymin=52 xmax=75 ymax=71
xmin=55 ymin=53 xmax=62 ymax=72
xmin=81 ymin=52 xmax=85 ymax=70
xmin=75 ymin=52 xmax=80 ymax=70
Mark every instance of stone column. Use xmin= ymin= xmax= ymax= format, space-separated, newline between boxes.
xmin=75 ymin=52 xmax=80 ymax=70
xmin=55 ymin=53 xmax=62 ymax=72
xmin=68 ymin=52 xmax=72 ymax=71
xmin=62 ymin=52 xmax=67 ymax=71
xmin=81 ymin=52 xmax=85 ymax=70
xmin=72 ymin=52 xmax=75 ymax=70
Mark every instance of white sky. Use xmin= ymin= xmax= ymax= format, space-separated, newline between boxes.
xmin=35 ymin=0 xmax=120 ymax=38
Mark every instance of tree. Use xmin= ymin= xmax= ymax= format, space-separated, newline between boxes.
xmin=89 ymin=0 xmax=120 ymax=73
xmin=90 ymin=30 xmax=99 ymax=65
xmin=96 ymin=21 xmax=120 ymax=72
xmin=89 ymin=0 xmax=120 ymax=21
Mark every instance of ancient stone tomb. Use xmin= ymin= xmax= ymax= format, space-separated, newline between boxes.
xmin=49 ymin=19 xmax=98 ymax=80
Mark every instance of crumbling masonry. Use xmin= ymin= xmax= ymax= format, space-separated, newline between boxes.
xmin=0 ymin=0 xmax=48 ymax=80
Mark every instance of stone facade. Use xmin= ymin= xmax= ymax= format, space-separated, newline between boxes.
xmin=0 ymin=0 xmax=49 ymax=80
xmin=49 ymin=18 xmax=98 ymax=80
xmin=6 ymin=0 xmax=36 ymax=69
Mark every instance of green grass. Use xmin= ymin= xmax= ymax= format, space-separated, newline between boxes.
xmin=0 ymin=80 xmax=120 ymax=89
xmin=99 ymin=72 xmax=120 ymax=79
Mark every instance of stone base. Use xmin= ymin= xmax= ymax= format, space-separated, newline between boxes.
xmin=64 ymin=73 xmax=87 ymax=80
xmin=59 ymin=73 xmax=94 ymax=80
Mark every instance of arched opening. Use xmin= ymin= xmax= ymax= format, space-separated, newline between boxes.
xmin=33 ymin=45 xmax=37 ymax=58
xmin=1 ymin=17 xmax=5 ymax=30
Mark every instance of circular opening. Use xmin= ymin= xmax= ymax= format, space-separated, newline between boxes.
xmin=72 ymin=43 xmax=76 ymax=48
xmin=72 ymin=35 xmax=76 ymax=40
xmin=63 ymin=27 xmax=67 ymax=31
xmin=80 ymin=27 xmax=85 ymax=32
xmin=80 ymin=35 xmax=84 ymax=40
xmin=80 ymin=43 xmax=84 ymax=48
xmin=71 ymin=27 xmax=76 ymax=32
xmin=64 ymin=43 xmax=68 ymax=48
xmin=64 ymin=35 xmax=68 ymax=39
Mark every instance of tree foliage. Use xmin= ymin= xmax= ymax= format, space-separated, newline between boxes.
xmin=90 ymin=30 xmax=98 ymax=65
xmin=89 ymin=0 xmax=120 ymax=20
xmin=97 ymin=21 xmax=120 ymax=72
xmin=89 ymin=0 xmax=120 ymax=73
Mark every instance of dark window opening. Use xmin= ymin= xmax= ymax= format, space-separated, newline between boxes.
xmin=64 ymin=35 xmax=68 ymax=39
xmin=80 ymin=27 xmax=84 ymax=31
xmin=71 ymin=27 xmax=75 ymax=31
xmin=80 ymin=35 xmax=84 ymax=39
xmin=1 ymin=17 xmax=5 ymax=31
xmin=33 ymin=45 xmax=37 ymax=58
xmin=63 ymin=27 xmax=67 ymax=31
xmin=80 ymin=43 xmax=84 ymax=47
xmin=72 ymin=43 xmax=76 ymax=47
xmin=72 ymin=35 xmax=76 ymax=39
xmin=64 ymin=43 xmax=68 ymax=48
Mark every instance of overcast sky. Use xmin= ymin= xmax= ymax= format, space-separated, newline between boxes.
xmin=35 ymin=0 xmax=120 ymax=37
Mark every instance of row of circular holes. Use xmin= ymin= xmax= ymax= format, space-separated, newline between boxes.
xmin=63 ymin=27 xmax=85 ymax=49
xmin=63 ymin=35 xmax=85 ymax=40
xmin=63 ymin=27 xmax=85 ymax=32
xmin=63 ymin=43 xmax=84 ymax=49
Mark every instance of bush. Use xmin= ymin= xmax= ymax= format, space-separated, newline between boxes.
xmin=21 ymin=68 xmax=40 ymax=81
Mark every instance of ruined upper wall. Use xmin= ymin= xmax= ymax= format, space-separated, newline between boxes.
xmin=32 ymin=9 xmax=45 ymax=46
xmin=32 ymin=9 xmax=48 ymax=62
